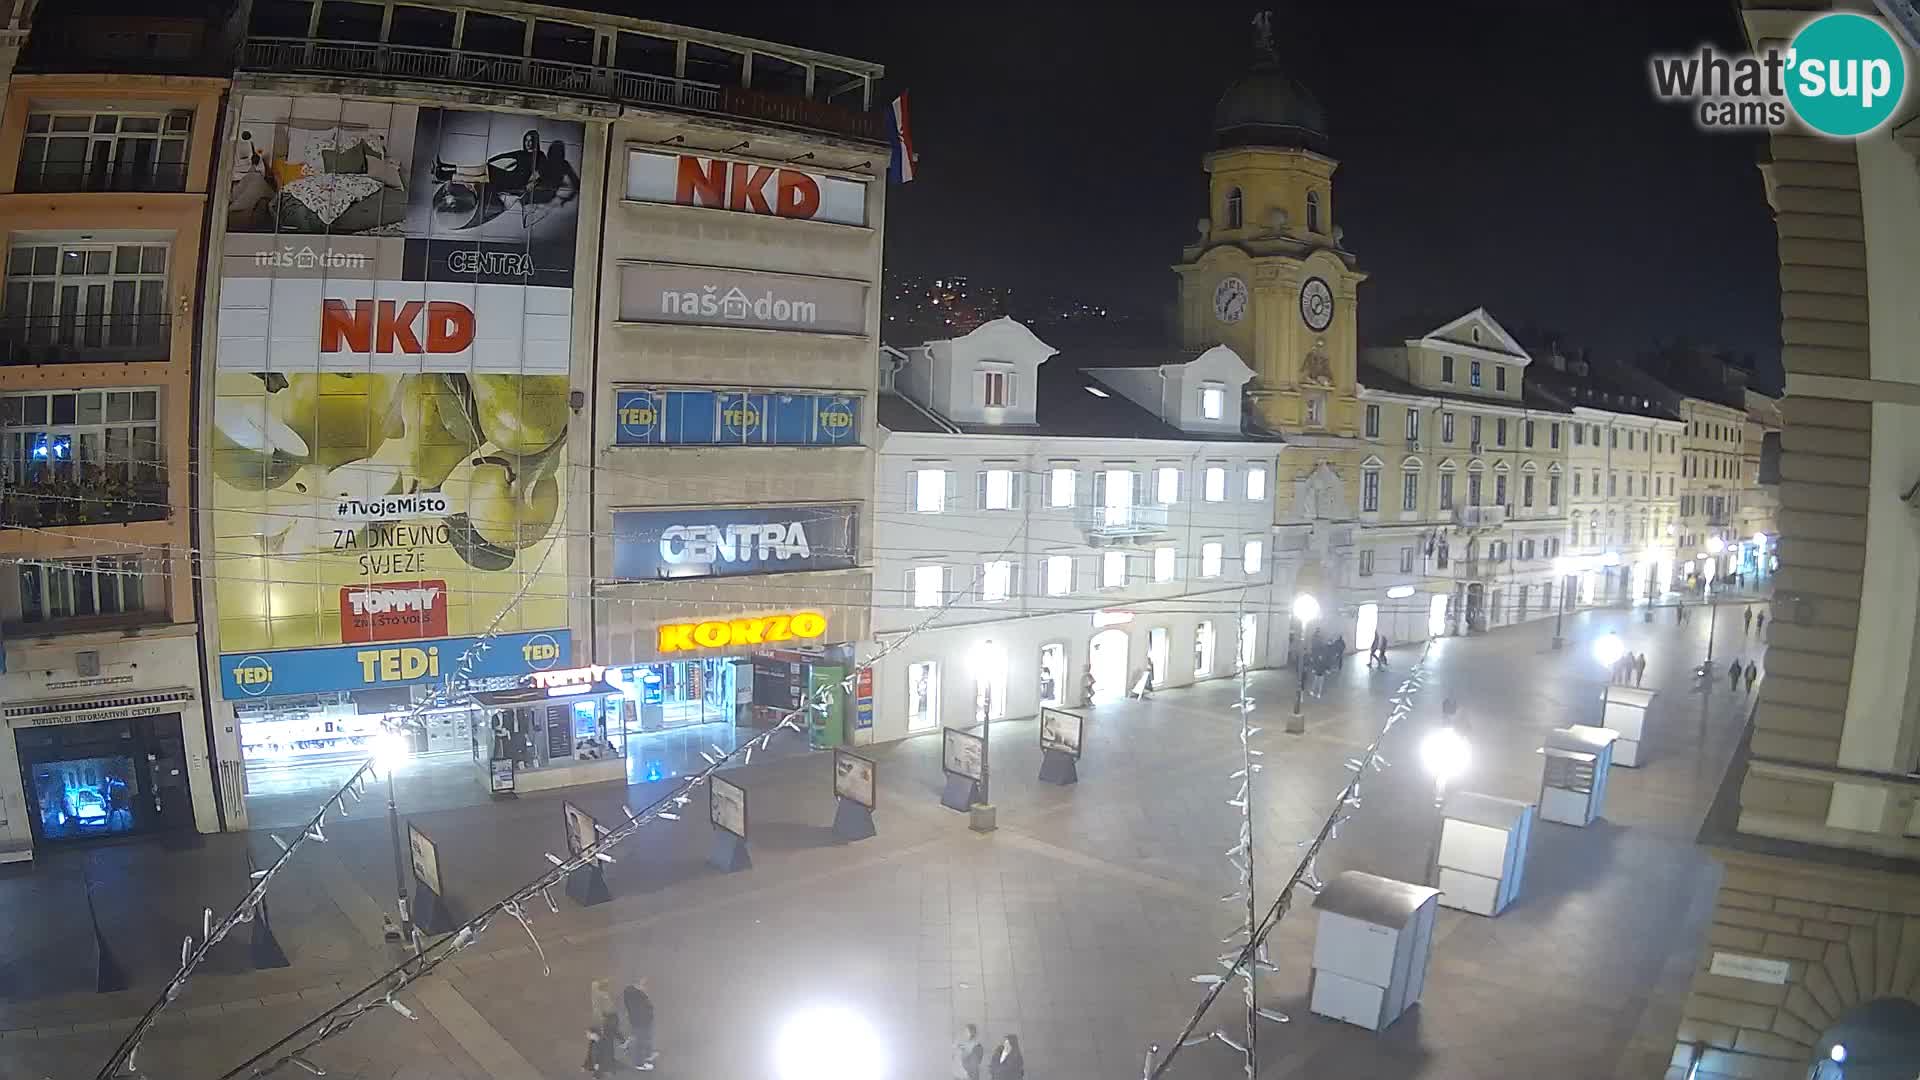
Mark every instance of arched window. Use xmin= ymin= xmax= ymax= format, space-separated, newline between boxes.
xmin=1225 ymin=187 xmax=1243 ymax=229
xmin=1305 ymin=191 xmax=1322 ymax=233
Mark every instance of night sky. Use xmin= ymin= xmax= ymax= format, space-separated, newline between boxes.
xmin=642 ymin=0 xmax=1782 ymax=388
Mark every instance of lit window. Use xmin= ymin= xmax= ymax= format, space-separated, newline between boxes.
xmin=1201 ymin=541 xmax=1223 ymax=578
xmin=1154 ymin=546 xmax=1176 ymax=583
xmin=1195 ymin=622 xmax=1215 ymax=677
xmin=1046 ymin=554 xmax=1073 ymax=596
xmin=911 ymin=565 xmax=943 ymax=608
xmin=914 ymin=468 xmax=946 ymax=513
xmin=982 ymin=369 xmax=1011 ymax=407
xmin=1049 ymin=467 xmax=1076 ymax=508
xmin=982 ymin=467 xmax=1015 ymax=510
xmin=1245 ymin=466 xmax=1267 ymax=501
xmin=1204 ymin=466 xmax=1227 ymax=502
xmin=1103 ymin=551 xmax=1126 ymax=588
xmin=1200 ymin=383 xmax=1226 ymax=420
xmin=981 ymin=560 xmax=1012 ymax=603
xmin=1242 ymin=539 xmax=1263 ymax=575
xmin=1156 ymin=466 xmax=1180 ymax=504
xmin=1469 ymin=360 xmax=1482 ymax=387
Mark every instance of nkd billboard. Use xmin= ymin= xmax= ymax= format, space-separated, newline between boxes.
xmin=210 ymin=94 xmax=582 ymax=665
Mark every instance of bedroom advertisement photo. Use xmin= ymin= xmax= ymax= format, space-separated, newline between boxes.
xmin=210 ymin=94 xmax=583 ymax=663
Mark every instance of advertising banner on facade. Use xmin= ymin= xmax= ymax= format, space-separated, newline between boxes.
xmin=625 ymin=149 xmax=868 ymax=226
xmin=218 ymin=629 xmax=570 ymax=700
xmin=211 ymin=94 xmax=581 ymax=680
xmin=611 ymin=503 xmax=858 ymax=581
xmin=613 ymin=387 xmax=858 ymax=447
xmin=618 ymin=263 xmax=867 ymax=336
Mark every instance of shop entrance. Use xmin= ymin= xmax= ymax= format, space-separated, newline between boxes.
xmin=1146 ymin=628 xmax=1168 ymax=688
xmin=615 ymin=658 xmax=743 ymax=731
xmin=16 ymin=712 xmax=191 ymax=845
xmin=1037 ymin=643 xmax=1066 ymax=707
xmin=971 ymin=641 xmax=1008 ymax=724
xmin=1088 ymin=629 xmax=1128 ymax=704
xmin=1355 ymin=603 xmax=1379 ymax=657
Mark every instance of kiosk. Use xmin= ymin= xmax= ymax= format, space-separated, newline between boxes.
xmin=1309 ymin=871 xmax=1440 ymax=1032
xmin=1434 ymin=791 xmax=1534 ymax=917
xmin=1538 ymin=724 xmax=1619 ymax=827
xmin=1599 ymin=685 xmax=1656 ymax=767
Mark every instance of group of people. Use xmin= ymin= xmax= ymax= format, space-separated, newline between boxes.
xmin=1743 ymin=607 xmax=1767 ymax=635
xmin=954 ymin=1026 xmax=1025 ymax=1079
xmin=1297 ymin=630 xmax=1346 ymax=696
xmin=584 ymin=978 xmax=656 ymax=1074
xmin=1365 ymin=632 xmax=1391 ymax=669
xmin=1726 ymin=658 xmax=1760 ymax=693
xmin=1609 ymin=652 xmax=1650 ymax=687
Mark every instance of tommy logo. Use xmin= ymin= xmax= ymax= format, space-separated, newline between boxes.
xmin=321 ymin=300 xmax=476 ymax=354
xmin=340 ymin=580 xmax=449 ymax=643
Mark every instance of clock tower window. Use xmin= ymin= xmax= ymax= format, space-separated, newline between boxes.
xmin=1306 ymin=190 xmax=1322 ymax=233
xmin=1225 ymin=187 xmax=1243 ymax=230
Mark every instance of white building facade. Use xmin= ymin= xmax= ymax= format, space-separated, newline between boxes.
xmin=866 ymin=319 xmax=1285 ymax=744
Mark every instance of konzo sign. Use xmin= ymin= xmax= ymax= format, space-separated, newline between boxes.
xmin=618 ymin=263 xmax=867 ymax=336
xmin=611 ymin=503 xmax=859 ymax=581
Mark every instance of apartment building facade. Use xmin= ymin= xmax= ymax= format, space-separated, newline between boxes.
xmin=0 ymin=5 xmax=229 ymax=861
xmin=1677 ymin=394 xmax=1751 ymax=574
xmin=869 ymin=318 xmax=1283 ymax=744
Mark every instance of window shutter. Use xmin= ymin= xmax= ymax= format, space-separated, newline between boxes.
xmin=977 ymin=471 xmax=989 ymax=509
xmin=1009 ymin=562 xmax=1022 ymax=599
xmin=905 ymin=469 xmax=918 ymax=511
xmin=1091 ymin=470 xmax=1107 ymax=509
xmin=905 ymin=569 xmax=917 ymax=604
xmin=1010 ymin=470 xmax=1024 ymax=508
xmin=1131 ymin=470 xmax=1145 ymax=506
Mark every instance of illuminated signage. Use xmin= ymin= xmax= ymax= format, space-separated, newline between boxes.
xmin=614 ymin=388 xmax=860 ymax=447
xmin=217 ymin=630 xmax=569 ymax=698
xmin=526 ymin=664 xmax=607 ymax=690
xmin=619 ymin=264 xmax=867 ymax=336
xmin=657 ymin=611 xmax=828 ymax=654
xmin=613 ymin=505 xmax=857 ymax=581
xmin=626 ymin=150 xmax=869 ymax=226
xmin=340 ymin=580 xmax=450 ymax=643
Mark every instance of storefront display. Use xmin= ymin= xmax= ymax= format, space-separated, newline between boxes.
xmin=612 ymin=658 xmax=744 ymax=730
xmin=13 ymin=709 xmax=193 ymax=845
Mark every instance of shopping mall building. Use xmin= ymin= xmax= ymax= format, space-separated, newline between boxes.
xmin=0 ymin=0 xmax=887 ymax=852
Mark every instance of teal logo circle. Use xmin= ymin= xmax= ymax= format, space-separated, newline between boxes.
xmin=1786 ymin=13 xmax=1906 ymax=137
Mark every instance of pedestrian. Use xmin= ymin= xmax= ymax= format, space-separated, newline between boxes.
xmin=1142 ymin=665 xmax=1155 ymax=699
xmin=988 ymin=1035 xmax=1025 ymax=1080
xmin=1745 ymin=660 xmax=1758 ymax=693
xmin=1634 ymin=652 xmax=1647 ymax=687
xmin=1374 ymin=631 xmax=1390 ymax=669
xmin=1756 ymin=610 xmax=1766 ymax=634
xmin=1081 ymin=667 xmax=1096 ymax=706
xmin=1744 ymin=608 xmax=1753 ymax=633
xmin=1729 ymin=660 xmax=1743 ymax=693
xmin=1334 ymin=634 xmax=1348 ymax=670
xmin=953 ymin=1024 xmax=985 ymax=1080
xmin=622 ymin=978 xmax=656 ymax=1071
xmin=583 ymin=979 xmax=619 ymax=1075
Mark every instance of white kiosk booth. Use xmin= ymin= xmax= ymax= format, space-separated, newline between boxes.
xmin=1599 ymin=685 xmax=1656 ymax=766
xmin=1435 ymin=791 xmax=1534 ymax=917
xmin=1538 ymin=724 xmax=1619 ymax=827
xmin=1309 ymin=871 xmax=1440 ymax=1031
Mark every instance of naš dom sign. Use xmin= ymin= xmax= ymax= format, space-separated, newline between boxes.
xmin=657 ymin=611 xmax=828 ymax=654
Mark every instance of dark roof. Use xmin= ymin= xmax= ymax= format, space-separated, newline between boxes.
xmin=879 ymin=365 xmax=1282 ymax=443
xmin=1214 ymin=56 xmax=1329 ymax=154
xmin=876 ymin=392 xmax=954 ymax=434
xmin=1525 ymin=357 xmax=1683 ymax=422
xmin=1358 ymin=363 xmax=1572 ymax=415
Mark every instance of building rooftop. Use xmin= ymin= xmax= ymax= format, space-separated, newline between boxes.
xmin=1359 ymin=362 xmax=1574 ymax=415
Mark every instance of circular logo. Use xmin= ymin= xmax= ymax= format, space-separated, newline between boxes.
xmin=817 ymin=398 xmax=857 ymax=441
xmin=1786 ymin=13 xmax=1906 ymax=138
xmin=522 ymin=633 xmax=563 ymax=671
xmin=231 ymin=655 xmax=275 ymax=696
xmin=1299 ymin=277 xmax=1334 ymax=332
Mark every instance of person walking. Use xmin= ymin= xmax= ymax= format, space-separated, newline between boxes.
xmin=1334 ymin=635 xmax=1348 ymax=670
xmin=1755 ymin=610 xmax=1766 ymax=635
xmin=622 ymin=978 xmax=657 ymax=1071
xmin=1081 ymin=667 xmax=1096 ymax=707
xmin=1634 ymin=652 xmax=1647 ymax=687
xmin=1729 ymin=659 xmax=1744 ymax=693
xmin=583 ymin=979 xmax=620 ymax=1075
xmin=1745 ymin=660 xmax=1758 ymax=693
xmin=1743 ymin=607 xmax=1754 ymax=633
xmin=953 ymin=1024 xmax=985 ymax=1080
xmin=1374 ymin=632 xmax=1390 ymax=669
xmin=988 ymin=1035 xmax=1025 ymax=1080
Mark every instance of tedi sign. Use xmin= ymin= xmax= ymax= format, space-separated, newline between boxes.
xmin=612 ymin=504 xmax=859 ymax=581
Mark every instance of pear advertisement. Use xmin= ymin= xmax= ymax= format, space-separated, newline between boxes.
xmin=210 ymin=94 xmax=581 ymax=661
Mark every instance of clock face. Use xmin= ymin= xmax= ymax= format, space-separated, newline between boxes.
xmin=1213 ymin=276 xmax=1249 ymax=324
xmin=1300 ymin=277 xmax=1334 ymax=332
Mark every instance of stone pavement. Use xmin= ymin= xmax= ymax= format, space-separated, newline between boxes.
xmin=0 ymin=594 xmax=1777 ymax=1080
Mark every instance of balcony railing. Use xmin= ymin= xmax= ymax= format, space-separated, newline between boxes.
xmin=15 ymin=161 xmax=189 ymax=195
xmin=0 ymin=314 xmax=172 ymax=365
xmin=240 ymin=38 xmax=887 ymax=143
xmin=1075 ymin=503 xmax=1172 ymax=542
xmin=2 ymin=477 xmax=169 ymax=529
xmin=1453 ymin=505 xmax=1507 ymax=528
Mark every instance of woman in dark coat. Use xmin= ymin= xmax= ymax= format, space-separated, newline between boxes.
xmin=988 ymin=1034 xmax=1025 ymax=1080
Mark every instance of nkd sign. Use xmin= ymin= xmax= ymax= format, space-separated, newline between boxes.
xmin=619 ymin=263 xmax=867 ymax=336
xmin=626 ymin=149 xmax=868 ymax=227
xmin=612 ymin=503 xmax=858 ymax=581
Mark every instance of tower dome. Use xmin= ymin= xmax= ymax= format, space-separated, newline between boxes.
xmin=1213 ymin=15 xmax=1327 ymax=153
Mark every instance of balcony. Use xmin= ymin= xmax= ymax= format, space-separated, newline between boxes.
xmin=1453 ymin=505 xmax=1507 ymax=528
xmin=1076 ymin=504 xmax=1172 ymax=543
xmin=15 ymin=161 xmax=190 ymax=195
xmin=3 ymin=475 xmax=169 ymax=529
xmin=0 ymin=315 xmax=172 ymax=366
xmin=239 ymin=38 xmax=887 ymax=144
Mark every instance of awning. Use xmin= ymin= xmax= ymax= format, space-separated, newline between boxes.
xmin=3 ymin=688 xmax=197 ymax=729
xmin=468 ymin=682 xmax=621 ymax=708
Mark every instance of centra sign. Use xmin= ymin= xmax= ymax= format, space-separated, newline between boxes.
xmin=657 ymin=611 xmax=827 ymax=654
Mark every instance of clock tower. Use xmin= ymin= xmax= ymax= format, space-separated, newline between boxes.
xmin=1172 ymin=18 xmax=1366 ymax=437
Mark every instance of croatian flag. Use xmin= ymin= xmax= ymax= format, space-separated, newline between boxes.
xmin=887 ymin=92 xmax=916 ymax=183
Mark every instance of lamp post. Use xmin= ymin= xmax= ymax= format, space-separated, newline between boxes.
xmin=1551 ymin=558 xmax=1569 ymax=650
xmin=1702 ymin=536 xmax=1726 ymax=672
xmin=1287 ymin=592 xmax=1320 ymax=734
xmin=1419 ymin=720 xmax=1471 ymax=885
xmin=1594 ymin=632 xmax=1625 ymax=726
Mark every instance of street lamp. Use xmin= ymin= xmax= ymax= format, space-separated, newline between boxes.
xmin=1551 ymin=557 xmax=1570 ymax=649
xmin=1701 ymin=540 xmax=1725 ymax=672
xmin=775 ymin=1005 xmax=884 ymax=1080
xmin=1288 ymin=593 xmax=1320 ymax=733
xmin=1419 ymin=721 xmax=1471 ymax=885
xmin=1594 ymin=632 xmax=1626 ymax=725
